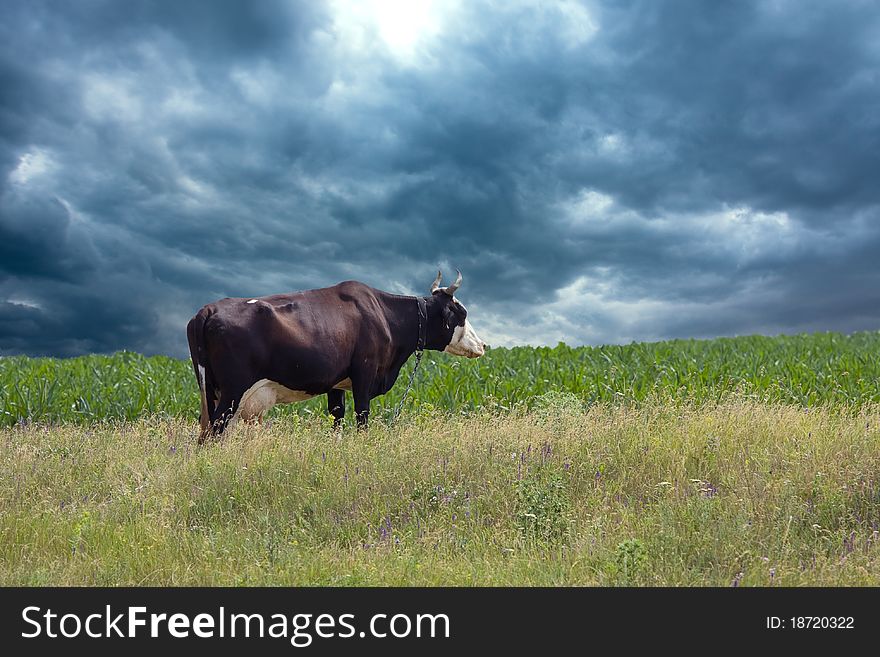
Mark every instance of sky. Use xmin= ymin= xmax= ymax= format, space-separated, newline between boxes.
xmin=2 ymin=0 xmax=879 ymax=358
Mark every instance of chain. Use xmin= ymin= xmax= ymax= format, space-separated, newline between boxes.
xmin=390 ymin=296 xmax=427 ymax=424
xmin=391 ymin=348 xmax=423 ymax=424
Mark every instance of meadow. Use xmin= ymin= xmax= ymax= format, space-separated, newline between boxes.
xmin=2 ymin=331 xmax=880 ymax=585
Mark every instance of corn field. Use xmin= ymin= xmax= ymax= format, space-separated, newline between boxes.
xmin=2 ymin=331 xmax=879 ymax=427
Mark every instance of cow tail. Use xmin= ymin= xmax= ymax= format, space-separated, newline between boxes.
xmin=186 ymin=305 xmax=215 ymax=439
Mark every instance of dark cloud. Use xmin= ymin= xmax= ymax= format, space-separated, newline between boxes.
xmin=1 ymin=0 xmax=879 ymax=357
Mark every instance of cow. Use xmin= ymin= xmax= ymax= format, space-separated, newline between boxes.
xmin=186 ymin=270 xmax=486 ymax=442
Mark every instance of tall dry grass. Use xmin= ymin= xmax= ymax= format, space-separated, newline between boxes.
xmin=2 ymin=399 xmax=879 ymax=585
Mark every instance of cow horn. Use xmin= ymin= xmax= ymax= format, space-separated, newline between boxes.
xmin=445 ymin=270 xmax=462 ymax=296
xmin=430 ymin=270 xmax=442 ymax=293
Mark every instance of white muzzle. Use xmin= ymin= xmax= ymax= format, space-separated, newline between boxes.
xmin=444 ymin=319 xmax=485 ymax=358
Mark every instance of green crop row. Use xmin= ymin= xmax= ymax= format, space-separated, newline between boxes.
xmin=2 ymin=331 xmax=879 ymax=426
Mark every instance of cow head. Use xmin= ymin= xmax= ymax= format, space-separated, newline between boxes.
xmin=428 ymin=270 xmax=486 ymax=358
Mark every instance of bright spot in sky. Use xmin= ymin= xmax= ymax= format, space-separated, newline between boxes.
xmin=9 ymin=149 xmax=53 ymax=185
xmin=330 ymin=0 xmax=453 ymax=60
xmin=371 ymin=0 xmax=438 ymax=52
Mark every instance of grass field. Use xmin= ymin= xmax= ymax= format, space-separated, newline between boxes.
xmin=2 ymin=331 xmax=880 ymax=586
xmin=2 ymin=401 xmax=879 ymax=585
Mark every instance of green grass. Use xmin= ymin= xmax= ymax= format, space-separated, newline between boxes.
xmin=3 ymin=331 xmax=880 ymax=426
xmin=2 ymin=401 xmax=880 ymax=585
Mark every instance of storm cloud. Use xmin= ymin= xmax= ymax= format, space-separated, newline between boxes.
xmin=2 ymin=0 xmax=879 ymax=357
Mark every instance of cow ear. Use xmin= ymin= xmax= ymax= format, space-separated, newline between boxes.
xmin=442 ymin=305 xmax=455 ymax=330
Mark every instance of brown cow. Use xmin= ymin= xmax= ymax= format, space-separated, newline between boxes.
xmin=186 ymin=271 xmax=485 ymax=441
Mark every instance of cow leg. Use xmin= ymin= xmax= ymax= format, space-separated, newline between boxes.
xmin=355 ymin=406 xmax=369 ymax=430
xmin=327 ymin=389 xmax=345 ymax=429
xmin=204 ymin=389 xmax=244 ymax=442
xmin=199 ymin=390 xmax=220 ymax=441
xmin=350 ymin=380 xmax=373 ymax=431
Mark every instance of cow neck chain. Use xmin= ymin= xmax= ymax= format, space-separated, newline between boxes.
xmin=391 ymin=296 xmax=427 ymax=423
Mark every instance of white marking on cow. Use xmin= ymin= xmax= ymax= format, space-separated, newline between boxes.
xmin=247 ymin=299 xmax=258 ymax=304
xmin=444 ymin=319 xmax=485 ymax=358
xmin=234 ymin=379 xmax=315 ymax=423
xmin=333 ymin=377 xmax=353 ymax=391
xmin=197 ymin=364 xmax=206 ymax=389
